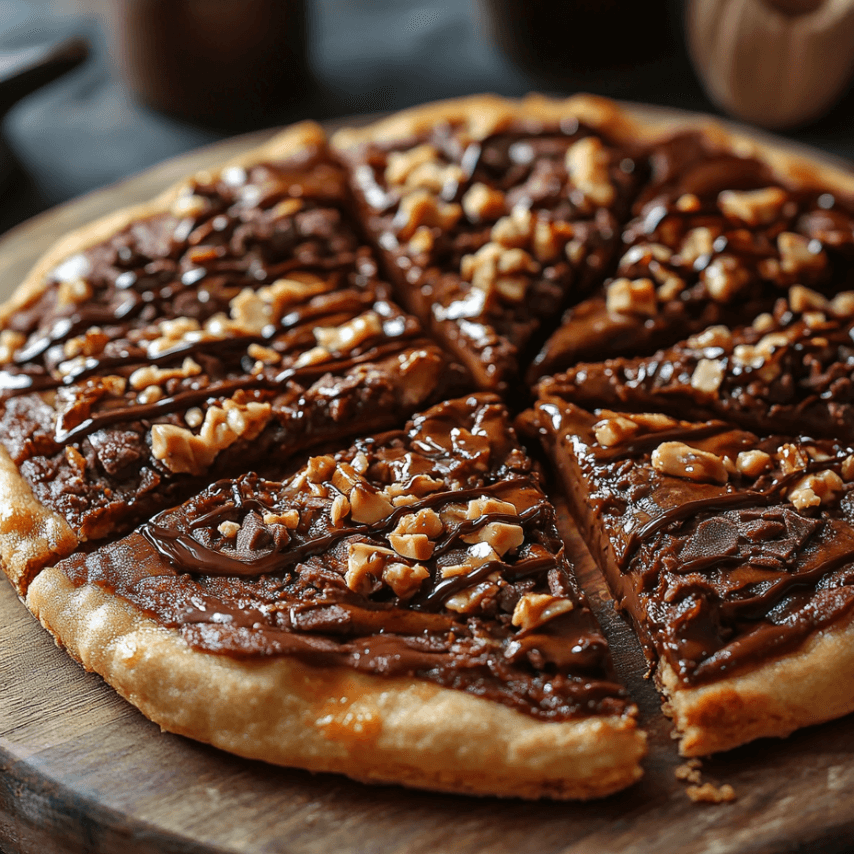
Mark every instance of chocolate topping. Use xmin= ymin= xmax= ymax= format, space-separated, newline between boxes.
xmin=57 ymin=395 xmax=630 ymax=721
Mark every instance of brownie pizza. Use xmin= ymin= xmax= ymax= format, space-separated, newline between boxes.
xmin=6 ymin=93 xmax=854 ymax=800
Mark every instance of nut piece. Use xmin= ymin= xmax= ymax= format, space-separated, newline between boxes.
xmin=717 ymin=187 xmax=786 ymax=226
xmin=314 ymin=311 xmax=384 ymax=353
xmin=56 ymin=277 xmax=93 ymax=309
xmin=605 ymin=277 xmax=657 ymax=317
xmin=511 ymin=593 xmax=574 ymax=631
xmin=129 ymin=357 xmax=202 ymax=391
xmin=778 ymin=232 xmax=827 ymax=276
xmin=391 ymin=508 xmax=443 ymax=539
xmin=461 ymin=521 xmax=525 ymax=556
xmin=565 ymin=136 xmax=615 ymax=207
xmin=789 ymin=469 xmax=843 ymax=511
xmin=388 ymin=532 xmax=433 ymax=561
xmin=330 ymin=493 xmax=351 ymax=527
xmin=651 ymin=441 xmax=729 ymax=485
xmin=395 ymin=190 xmax=462 ymax=241
xmin=349 ymin=484 xmax=394 ymax=525
xmin=345 ymin=543 xmax=397 ymax=594
xmin=736 ymin=449 xmax=772 ymax=478
xmin=461 ymin=182 xmax=506 ymax=222
xmin=150 ymin=399 xmax=272 ymax=475
xmin=593 ymin=414 xmax=640 ymax=448
xmin=382 ymin=561 xmax=430 ymax=599
xmin=262 ymin=509 xmax=300 ymax=529
xmin=460 ymin=243 xmax=539 ymax=303
xmin=690 ymin=358 xmax=725 ymax=395
xmin=0 ymin=330 xmax=25 ymax=363
xmin=789 ymin=285 xmax=828 ymax=314
xmin=444 ymin=575 xmax=501 ymax=614
xmin=679 ymin=227 xmax=715 ymax=266
xmin=385 ymin=144 xmax=440 ymax=186
xmin=218 ymin=520 xmax=240 ymax=538
xmin=702 ymin=255 xmax=750 ymax=302
xmin=307 ymin=455 xmax=336 ymax=484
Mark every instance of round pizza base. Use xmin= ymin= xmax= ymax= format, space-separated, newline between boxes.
xmin=26 ymin=566 xmax=646 ymax=801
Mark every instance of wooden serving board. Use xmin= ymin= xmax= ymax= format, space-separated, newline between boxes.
xmin=3 ymin=113 xmax=854 ymax=854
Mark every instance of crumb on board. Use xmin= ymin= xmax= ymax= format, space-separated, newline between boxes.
xmin=686 ymin=783 xmax=737 ymax=804
xmin=675 ymin=763 xmax=702 ymax=784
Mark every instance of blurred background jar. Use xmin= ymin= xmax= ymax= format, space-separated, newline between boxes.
xmin=107 ymin=0 xmax=311 ymax=129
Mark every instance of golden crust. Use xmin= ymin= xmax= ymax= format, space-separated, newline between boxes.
xmin=658 ymin=608 xmax=854 ymax=757
xmin=26 ymin=566 xmax=646 ymax=800
xmin=0 ymin=445 xmax=77 ymax=595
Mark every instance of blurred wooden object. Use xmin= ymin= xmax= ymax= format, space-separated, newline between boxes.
xmin=687 ymin=0 xmax=854 ymax=128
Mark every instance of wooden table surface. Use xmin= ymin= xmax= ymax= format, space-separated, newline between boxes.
xmin=3 ymin=117 xmax=854 ymax=854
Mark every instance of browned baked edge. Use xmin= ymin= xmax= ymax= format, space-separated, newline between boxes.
xmin=27 ymin=566 xmax=646 ymax=800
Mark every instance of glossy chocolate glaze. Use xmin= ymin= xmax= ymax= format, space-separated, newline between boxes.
xmin=532 ymin=397 xmax=854 ymax=686
xmin=0 ymin=145 xmax=462 ymax=540
xmin=530 ymin=132 xmax=854 ymax=381
xmin=339 ymin=122 xmax=646 ymax=391
xmin=58 ymin=395 xmax=630 ymax=721
xmin=546 ymin=290 xmax=854 ymax=442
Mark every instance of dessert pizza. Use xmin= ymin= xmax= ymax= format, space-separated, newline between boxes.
xmin=5 ymin=93 xmax=854 ymax=801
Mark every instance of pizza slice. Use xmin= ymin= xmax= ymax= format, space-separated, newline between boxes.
xmin=0 ymin=123 xmax=464 ymax=594
xmin=332 ymin=95 xmax=646 ymax=392
xmin=529 ymin=128 xmax=854 ymax=381
xmin=540 ymin=284 xmax=854 ymax=442
xmin=26 ymin=394 xmax=645 ymax=799
xmin=525 ymin=393 xmax=854 ymax=756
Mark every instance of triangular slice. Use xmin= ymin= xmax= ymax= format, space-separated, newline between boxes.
xmin=540 ymin=285 xmax=854 ymax=442
xmin=27 ymin=394 xmax=645 ymax=799
xmin=530 ymin=129 xmax=854 ymax=381
xmin=333 ymin=95 xmax=646 ymax=392
xmin=526 ymin=394 xmax=854 ymax=755
xmin=0 ymin=123 xmax=463 ymax=593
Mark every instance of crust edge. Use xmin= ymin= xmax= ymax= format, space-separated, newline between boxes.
xmin=26 ymin=566 xmax=646 ymax=801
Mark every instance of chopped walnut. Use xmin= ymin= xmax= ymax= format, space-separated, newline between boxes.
xmin=606 ymin=277 xmax=657 ymax=317
xmin=128 ymin=357 xmax=202 ymax=391
xmin=247 ymin=343 xmax=281 ymax=365
xmin=778 ymin=232 xmax=826 ymax=276
xmin=461 ymin=521 xmax=524 ymax=556
xmin=330 ymin=493 xmax=351 ymax=527
xmin=395 ymin=190 xmax=462 ymax=241
xmin=675 ymin=193 xmax=701 ymax=213
xmin=462 ymin=182 xmax=506 ymax=222
xmin=0 ymin=330 xmax=25 ymax=363
xmin=690 ymin=358 xmax=725 ymax=395
xmin=294 ymin=346 xmax=332 ymax=368
xmin=407 ymin=226 xmax=434 ymax=255
xmin=349 ymin=484 xmax=394 ymax=524
xmin=229 ymin=277 xmax=331 ymax=335
xmin=444 ymin=573 xmax=501 ymax=614
xmin=777 ymin=442 xmax=811 ymax=475
xmin=830 ymin=291 xmax=854 ymax=318
xmin=466 ymin=541 xmax=501 ymax=567
xmin=345 ymin=543 xmax=397 ymax=594
xmin=789 ymin=284 xmax=828 ymax=314
xmin=384 ymin=474 xmax=444 ymax=501
xmin=150 ymin=399 xmax=272 ymax=475
xmin=137 ymin=386 xmax=163 ymax=404
xmin=651 ymin=441 xmax=729 ymax=485
xmin=385 ymin=144 xmax=439 ymax=186
xmin=391 ymin=508 xmax=443 ymax=540
xmin=564 ymin=136 xmax=615 ymax=208
xmin=687 ymin=325 xmax=733 ymax=353
xmin=492 ymin=207 xmax=535 ymax=249
xmin=63 ymin=327 xmax=110 ymax=360
xmin=511 ymin=593 xmax=574 ymax=631
xmin=788 ymin=469 xmax=843 ymax=511
xmin=218 ymin=520 xmax=240 ymax=539
xmin=185 ymin=407 xmax=203 ymax=428
xmin=389 ymin=532 xmax=433 ymax=561
xmin=736 ymin=449 xmax=772 ymax=478
xmin=843 ymin=455 xmax=854 ymax=482
xmin=593 ymin=414 xmax=640 ymax=448
xmin=702 ymin=255 xmax=750 ymax=301
xmin=382 ymin=561 xmax=430 ymax=599
xmin=306 ymin=455 xmax=336 ymax=484
xmin=331 ymin=461 xmax=362 ymax=494
xmin=262 ymin=509 xmax=300 ymax=529
xmin=460 ymin=242 xmax=539 ymax=303
xmin=314 ymin=311 xmax=384 ymax=353
xmin=147 ymin=317 xmax=204 ymax=357
xmin=620 ymin=242 xmax=672 ymax=269
xmin=679 ymin=227 xmax=715 ymax=266
xmin=56 ymin=277 xmax=93 ymax=309
xmin=272 ymin=198 xmax=304 ymax=219
xmin=717 ymin=187 xmax=786 ymax=226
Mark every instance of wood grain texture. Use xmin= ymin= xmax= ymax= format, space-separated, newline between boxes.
xmin=3 ymin=113 xmax=854 ymax=854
